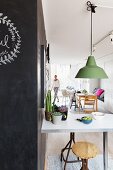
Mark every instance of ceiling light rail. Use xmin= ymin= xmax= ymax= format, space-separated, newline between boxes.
xmin=93 ymin=30 xmax=113 ymax=47
xmin=95 ymin=4 xmax=113 ymax=9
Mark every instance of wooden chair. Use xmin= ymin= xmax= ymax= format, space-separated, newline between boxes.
xmin=83 ymin=95 xmax=97 ymax=113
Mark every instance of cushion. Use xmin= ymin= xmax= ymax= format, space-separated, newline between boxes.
xmin=96 ymin=88 xmax=104 ymax=96
xmin=100 ymin=91 xmax=104 ymax=99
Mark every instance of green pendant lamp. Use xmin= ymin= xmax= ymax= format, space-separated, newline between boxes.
xmin=75 ymin=1 xmax=108 ymax=79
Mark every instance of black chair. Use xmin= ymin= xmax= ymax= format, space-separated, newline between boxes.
xmin=70 ymin=93 xmax=77 ymax=110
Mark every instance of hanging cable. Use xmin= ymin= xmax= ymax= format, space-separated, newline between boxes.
xmin=87 ymin=1 xmax=97 ymax=55
xmin=91 ymin=6 xmax=92 ymax=55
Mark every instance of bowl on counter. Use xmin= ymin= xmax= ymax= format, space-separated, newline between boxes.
xmin=81 ymin=116 xmax=93 ymax=124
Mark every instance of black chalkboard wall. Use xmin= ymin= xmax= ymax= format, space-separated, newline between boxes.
xmin=0 ymin=0 xmax=37 ymax=170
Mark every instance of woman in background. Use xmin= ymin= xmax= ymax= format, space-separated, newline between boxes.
xmin=52 ymin=75 xmax=60 ymax=104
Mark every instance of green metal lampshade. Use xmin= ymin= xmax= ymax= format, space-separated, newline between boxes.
xmin=75 ymin=56 xmax=108 ymax=79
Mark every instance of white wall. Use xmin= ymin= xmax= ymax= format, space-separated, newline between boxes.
xmin=50 ymin=63 xmax=91 ymax=92
xmin=88 ymin=79 xmax=100 ymax=93
xmin=98 ymin=54 xmax=113 ymax=113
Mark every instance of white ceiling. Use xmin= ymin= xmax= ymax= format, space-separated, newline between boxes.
xmin=42 ymin=0 xmax=113 ymax=65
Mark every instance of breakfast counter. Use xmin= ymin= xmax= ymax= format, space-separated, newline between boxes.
xmin=41 ymin=112 xmax=113 ymax=170
xmin=42 ymin=112 xmax=113 ymax=133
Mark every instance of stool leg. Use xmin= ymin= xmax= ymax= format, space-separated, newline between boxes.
xmin=80 ymin=159 xmax=89 ymax=170
xmin=85 ymin=159 xmax=88 ymax=170
xmin=61 ymin=133 xmax=81 ymax=169
xmin=64 ymin=140 xmax=71 ymax=170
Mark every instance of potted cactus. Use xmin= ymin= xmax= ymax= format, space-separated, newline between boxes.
xmin=45 ymin=90 xmax=52 ymax=121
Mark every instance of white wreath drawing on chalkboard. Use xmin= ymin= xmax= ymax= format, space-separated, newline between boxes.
xmin=0 ymin=13 xmax=21 ymax=65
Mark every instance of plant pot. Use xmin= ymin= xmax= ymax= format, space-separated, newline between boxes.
xmin=52 ymin=112 xmax=62 ymax=125
xmin=45 ymin=111 xmax=52 ymax=121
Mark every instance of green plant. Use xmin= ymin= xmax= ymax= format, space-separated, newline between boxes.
xmin=52 ymin=112 xmax=62 ymax=116
xmin=45 ymin=90 xmax=52 ymax=121
xmin=58 ymin=105 xmax=68 ymax=113
xmin=82 ymin=89 xmax=88 ymax=94
xmin=45 ymin=90 xmax=52 ymax=112
xmin=52 ymin=104 xmax=59 ymax=112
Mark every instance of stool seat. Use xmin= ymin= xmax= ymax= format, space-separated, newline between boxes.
xmin=72 ymin=141 xmax=98 ymax=159
xmin=72 ymin=141 xmax=98 ymax=170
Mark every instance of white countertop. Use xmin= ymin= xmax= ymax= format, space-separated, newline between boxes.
xmin=41 ymin=112 xmax=113 ymax=133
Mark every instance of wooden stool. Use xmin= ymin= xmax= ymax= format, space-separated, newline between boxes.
xmin=72 ymin=141 xmax=98 ymax=170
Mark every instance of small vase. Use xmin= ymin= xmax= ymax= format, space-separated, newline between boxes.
xmin=45 ymin=111 xmax=52 ymax=121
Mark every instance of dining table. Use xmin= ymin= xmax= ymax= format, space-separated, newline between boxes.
xmin=76 ymin=93 xmax=98 ymax=112
xmin=41 ymin=111 xmax=113 ymax=170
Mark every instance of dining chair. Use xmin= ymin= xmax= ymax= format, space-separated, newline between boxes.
xmin=83 ymin=95 xmax=97 ymax=113
xmin=70 ymin=92 xmax=77 ymax=110
xmin=61 ymin=89 xmax=70 ymax=105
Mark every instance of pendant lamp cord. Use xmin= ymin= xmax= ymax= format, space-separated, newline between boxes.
xmin=87 ymin=1 xmax=97 ymax=56
xmin=91 ymin=7 xmax=92 ymax=55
